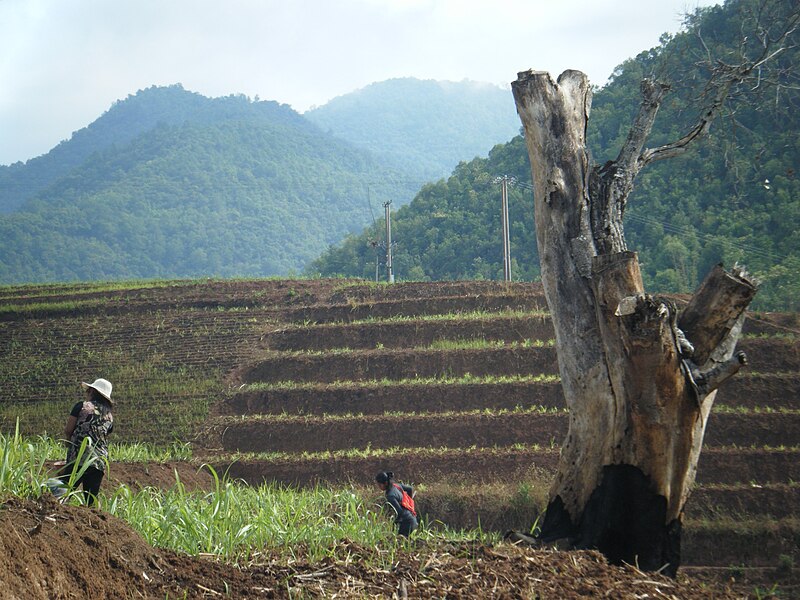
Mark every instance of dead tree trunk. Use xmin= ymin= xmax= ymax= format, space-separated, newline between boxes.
xmin=511 ymin=70 xmax=757 ymax=575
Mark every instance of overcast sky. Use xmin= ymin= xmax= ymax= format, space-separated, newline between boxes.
xmin=0 ymin=0 xmax=719 ymax=166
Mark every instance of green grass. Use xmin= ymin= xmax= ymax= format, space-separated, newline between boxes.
xmin=425 ymin=338 xmax=554 ymax=350
xmin=741 ymin=332 xmax=797 ymax=341
xmin=710 ymin=444 xmax=800 ymax=451
xmin=683 ymin=515 xmax=800 ymax=533
xmin=0 ymin=280 xmax=161 ymax=303
xmin=1 ymin=429 xmax=497 ymax=565
xmin=0 ymin=428 xmax=192 ymax=468
xmin=211 ymin=404 xmax=565 ymax=425
xmin=214 ymin=442 xmax=552 ymax=463
xmin=110 ymin=441 xmax=193 ymax=462
xmin=240 ymin=373 xmax=560 ymax=392
xmin=348 ymin=309 xmax=548 ymax=327
xmin=327 ymin=308 xmax=550 ymax=326
xmin=270 ymin=338 xmax=555 ymax=357
xmin=105 ymin=474 xmax=426 ymax=564
xmin=0 ymin=298 xmax=110 ymax=316
xmin=711 ymin=406 xmax=800 ymax=415
xmin=0 ymin=425 xmax=54 ymax=499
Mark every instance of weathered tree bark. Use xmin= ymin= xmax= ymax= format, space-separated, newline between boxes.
xmin=511 ymin=70 xmax=757 ymax=575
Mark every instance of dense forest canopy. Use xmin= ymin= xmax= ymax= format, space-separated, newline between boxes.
xmin=0 ymin=86 xmax=418 ymax=282
xmin=309 ymin=0 xmax=800 ymax=311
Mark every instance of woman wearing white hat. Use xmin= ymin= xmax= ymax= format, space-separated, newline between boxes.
xmin=60 ymin=378 xmax=115 ymax=505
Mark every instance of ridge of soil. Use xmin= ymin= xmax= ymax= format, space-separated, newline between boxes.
xmin=280 ymin=293 xmax=548 ymax=324
xmin=238 ymin=337 xmax=798 ymax=386
xmin=217 ymin=374 xmax=800 ymax=417
xmin=266 ymin=315 xmax=555 ymax=351
xmin=205 ymin=447 xmax=800 ymax=488
xmin=105 ymin=461 xmax=212 ymax=492
xmin=240 ymin=346 xmax=561 ymax=384
xmin=206 ymin=410 xmax=800 ymax=454
xmin=0 ymin=495 xmax=746 ymax=599
xmin=217 ymin=380 xmax=566 ymax=416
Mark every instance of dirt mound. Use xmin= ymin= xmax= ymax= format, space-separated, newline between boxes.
xmin=0 ymin=495 xmax=256 ymax=599
xmin=0 ymin=496 xmax=744 ymax=599
xmin=106 ymin=461 xmax=213 ymax=492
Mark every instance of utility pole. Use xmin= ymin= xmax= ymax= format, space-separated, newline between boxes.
xmin=369 ymin=240 xmax=380 ymax=283
xmin=384 ymin=201 xmax=394 ymax=283
xmin=497 ymin=175 xmax=512 ymax=282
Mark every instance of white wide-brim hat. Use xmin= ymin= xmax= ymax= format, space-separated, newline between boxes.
xmin=81 ymin=378 xmax=113 ymax=404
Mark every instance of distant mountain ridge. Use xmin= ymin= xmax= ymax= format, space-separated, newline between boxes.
xmin=305 ymin=78 xmax=520 ymax=180
xmin=0 ymin=79 xmax=523 ymax=283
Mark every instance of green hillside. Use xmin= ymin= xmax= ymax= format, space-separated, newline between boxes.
xmin=0 ymin=85 xmax=213 ymax=213
xmin=309 ymin=0 xmax=800 ymax=311
xmin=305 ymin=78 xmax=520 ymax=180
xmin=0 ymin=87 xmax=417 ymax=282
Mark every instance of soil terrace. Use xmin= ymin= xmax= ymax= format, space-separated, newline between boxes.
xmin=279 ymin=293 xmax=548 ymax=324
xmin=212 ymin=447 xmax=800 ymax=489
xmin=266 ymin=314 xmax=555 ymax=351
xmin=217 ymin=374 xmax=800 ymax=417
xmin=239 ymin=346 xmax=561 ymax=384
xmin=203 ymin=279 xmax=799 ymax=584
xmin=3 ymin=278 xmax=799 ymax=595
xmin=209 ymin=410 xmax=800 ymax=454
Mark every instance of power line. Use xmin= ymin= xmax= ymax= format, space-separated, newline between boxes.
xmin=364 ymin=179 xmax=429 ymax=229
xmin=624 ymin=213 xmax=789 ymax=264
xmin=500 ymin=178 xmax=786 ymax=264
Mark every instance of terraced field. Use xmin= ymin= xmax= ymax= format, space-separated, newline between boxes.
xmin=2 ymin=278 xmax=798 ymax=588
xmin=201 ymin=280 xmax=800 ymax=578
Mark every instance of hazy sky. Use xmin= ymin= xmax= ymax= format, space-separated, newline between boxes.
xmin=1 ymin=0 xmax=718 ymax=166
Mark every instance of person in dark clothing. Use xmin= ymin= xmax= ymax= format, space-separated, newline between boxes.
xmin=375 ymin=471 xmax=417 ymax=537
xmin=60 ymin=378 xmax=115 ymax=506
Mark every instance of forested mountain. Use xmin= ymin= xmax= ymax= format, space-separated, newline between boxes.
xmin=309 ymin=0 xmax=800 ymax=310
xmin=0 ymin=85 xmax=217 ymax=213
xmin=0 ymin=86 xmax=417 ymax=282
xmin=305 ymin=78 xmax=520 ymax=180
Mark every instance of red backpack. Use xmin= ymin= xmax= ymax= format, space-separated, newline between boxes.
xmin=393 ymin=483 xmax=416 ymax=517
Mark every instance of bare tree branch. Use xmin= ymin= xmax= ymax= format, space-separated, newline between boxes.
xmin=616 ymin=80 xmax=671 ymax=174
xmin=637 ymin=2 xmax=798 ymax=167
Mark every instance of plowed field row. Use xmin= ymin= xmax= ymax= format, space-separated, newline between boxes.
xmin=266 ymin=315 xmax=554 ymax=351
xmin=325 ymin=281 xmax=547 ymax=302
xmin=682 ymin=521 xmax=799 ymax=568
xmin=240 ymin=346 xmax=560 ymax=384
xmin=267 ymin=315 xmax=794 ymax=352
xmin=280 ymin=294 xmax=548 ymax=324
xmin=208 ymin=411 xmax=800 ymax=454
xmin=238 ymin=338 xmax=798 ymax=386
xmin=210 ymin=448 xmax=800 ymax=488
xmin=0 ymin=278 xmax=353 ymax=316
xmin=219 ymin=375 xmax=800 ymax=416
